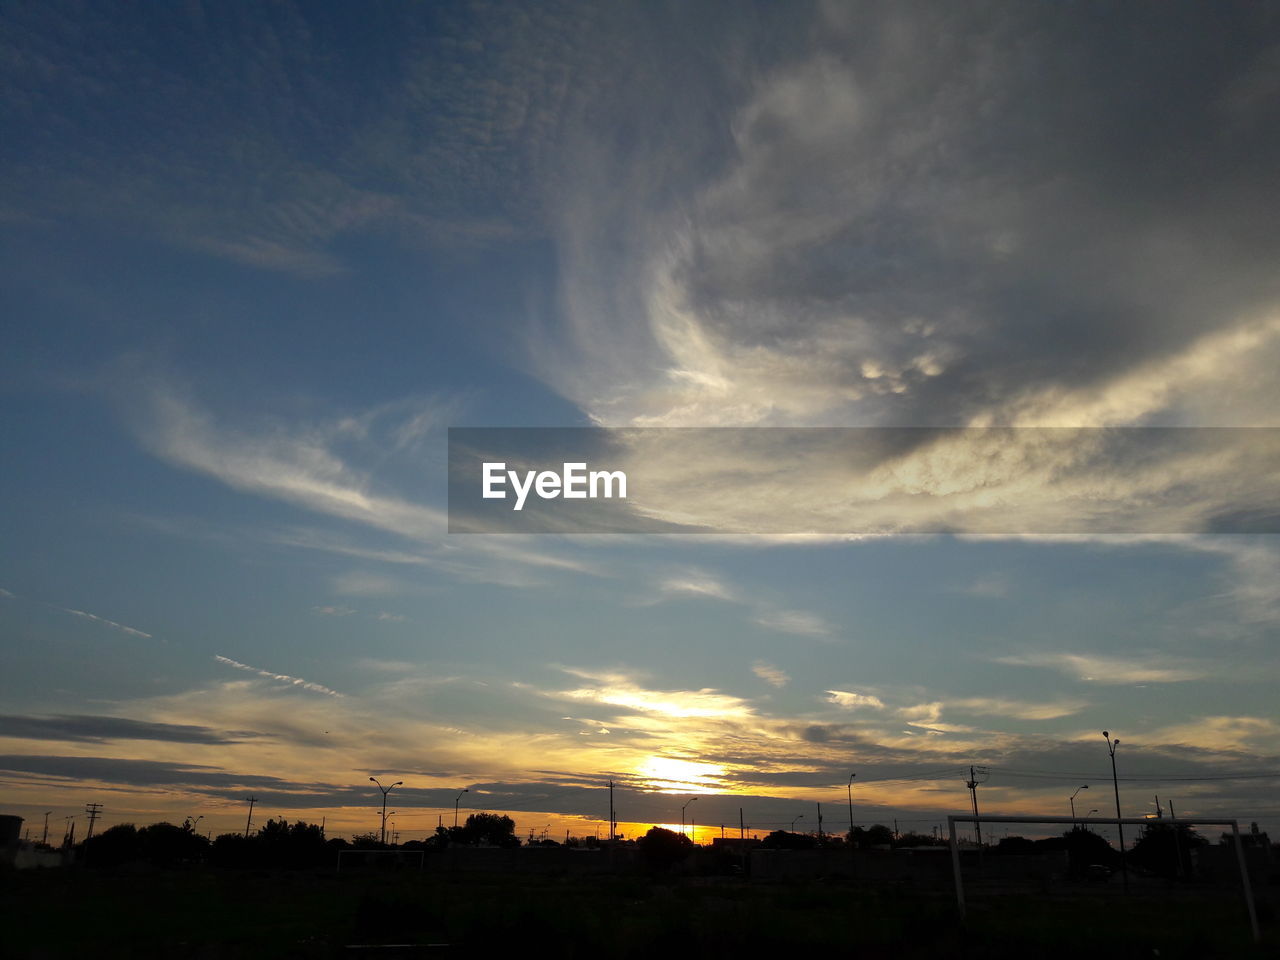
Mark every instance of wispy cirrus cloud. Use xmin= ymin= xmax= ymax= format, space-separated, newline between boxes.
xmin=993 ymin=651 xmax=1207 ymax=685
xmin=213 ymin=655 xmax=342 ymax=698
xmin=650 ymin=566 xmax=832 ymax=637
xmin=65 ymin=607 xmax=153 ymax=640
xmin=312 ymin=605 xmax=355 ymax=617
xmin=123 ymin=385 xmax=595 ymax=589
xmin=752 ymin=660 xmax=790 ymax=688
xmin=753 ymin=608 xmax=831 ymax=637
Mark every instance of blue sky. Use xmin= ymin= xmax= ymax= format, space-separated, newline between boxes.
xmin=2 ymin=1 xmax=1278 ymax=842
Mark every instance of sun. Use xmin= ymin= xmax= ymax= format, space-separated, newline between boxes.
xmin=635 ymin=756 xmax=727 ymax=794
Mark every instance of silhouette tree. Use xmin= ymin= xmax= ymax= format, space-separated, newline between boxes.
xmin=82 ymin=822 xmax=208 ymax=867
xmin=137 ymin=821 xmax=207 ymax=865
xmin=82 ymin=823 xmax=140 ymax=867
xmin=1131 ymin=822 xmax=1205 ymax=878
xmin=1063 ymin=826 xmax=1119 ymax=877
xmin=462 ymin=812 xmax=518 ymax=846
xmin=865 ymin=824 xmax=894 ymax=847
xmin=760 ymin=829 xmax=818 ymax=850
xmin=433 ymin=812 xmax=518 ymax=847
xmin=637 ymin=826 xmax=693 ymax=871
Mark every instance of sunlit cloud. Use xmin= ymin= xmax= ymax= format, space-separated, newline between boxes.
xmin=826 ymin=690 xmax=885 ymax=710
xmin=554 ymin=668 xmax=755 ymax=721
xmin=993 ymin=651 xmax=1207 ymax=684
xmin=752 ymin=660 xmax=790 ymax=688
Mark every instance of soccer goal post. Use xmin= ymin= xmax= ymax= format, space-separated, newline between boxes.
xmin=946 ymin=814 xmax=1259 ymax=944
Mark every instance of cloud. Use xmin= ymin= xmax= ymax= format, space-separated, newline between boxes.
xmin=825 ymin=690 xmax=886 ymax=710
xmin=945 ymin=697 xmax=1089 ymax=722
xmin=1141 ymin=715 xmax=1280 ymax=753
xmin=752 ymin=661 xmax=790 ymax=688
xmin=647 ymin=565 xmax=833 ymax=639
xmin=963 ymin=575 xmax=1009 ymax=599
xmin=124 ymin=386 xmax=594 ymax=587
xmin=658 ymin=571 xmax=737 ymax=602
xmin=518 ymin=5 xmax=1280 ymax=543
xmin=0 ymin=714 xmax=257 ymax=745
xmin=65 ymin=608 xmax=153 ymax=640
xmin=313 ymin=605 xmax=355 ymax=617
xmin=542 ymin=5 xmax=1280 ymax=435
xmin=753 ymin=608 xmax=831 ymax=637
xmin=994 ymin=652 xmax=1207 ymax=684
xmin=553 ymin=668 xmax=755 ymax=721
xmin=213 ymin=655 xmax=342 ymax=698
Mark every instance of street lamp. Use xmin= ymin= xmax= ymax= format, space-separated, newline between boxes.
xmin=370 ymin=777 xmax=403 ymax=845
xmin=1069 ymin=785 xmax=1088 ymax=828
xmin=680 ymin=796 xmax=699 ymax=839
xmin=791 ymin=814 xmax=805 ymax=833
xmin=846 ymin=773 xmax=856 ymax=843
xmin=454 ymin=787 xmax=469 ymax=828
xmin=1103 ymin=731 xmax=1128 ymax=892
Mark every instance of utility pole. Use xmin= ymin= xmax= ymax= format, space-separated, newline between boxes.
xmin=846 ymin=773 xmax=856 ymax=844
xmin=1103 ymin=731 xmax=1128 ymax=893
xmin=41 ymin=811 xmax=51 ymax=846
xmin=244 ymin=796 xmax=258 ymax=838
xmin=609 ymin=779 xmax=615 ymax=841
xmin=965 ymin=766 xmax=988 ymax=848
xmin=817 ymin=802 xmax=823 ymax=841
xmin=84 ymin=803 xmax=103 ymax=840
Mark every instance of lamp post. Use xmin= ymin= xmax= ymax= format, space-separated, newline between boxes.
xmin=1069 ymin=785 xmax=1089 ymax=829
xmin=680 ymin=796 xmax=699 ymax=839
xmin=791 ymin=814 xmax=804 ymax=833
xmin=41 ymin=811 xmax=51 ymax=846
xmin=370 ymin=777 xmax=402 ymax=845
xmin=1103 ymin=731 xmax=1128 ymax=892
xmin=454 ymin=788 xmax=468 ymax=828
xmin=846 ymin=773 xmax=856 ymax=843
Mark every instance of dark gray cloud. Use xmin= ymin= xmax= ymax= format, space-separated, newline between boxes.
xmin=0 ymin=714 xmax=259 ymax=745
xmin=545 ymin=3 xmax=1280 ymax=431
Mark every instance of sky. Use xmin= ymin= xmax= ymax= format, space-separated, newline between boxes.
xmin=2 ymin=1 xmax=1278 ymax=845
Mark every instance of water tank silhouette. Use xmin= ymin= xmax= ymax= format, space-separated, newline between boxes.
xmin=0 ymin=815 xmax=23 ymax=846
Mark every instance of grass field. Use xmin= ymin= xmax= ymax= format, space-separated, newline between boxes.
xmin=1 ymin=867 xmax=1273 ymax=958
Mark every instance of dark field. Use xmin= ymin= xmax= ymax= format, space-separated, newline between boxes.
xmin=0 ymin=867 xmax=1274 ymax=959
